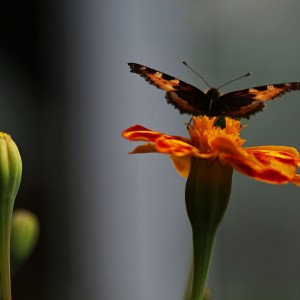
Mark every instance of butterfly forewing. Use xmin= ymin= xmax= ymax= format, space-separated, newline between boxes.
xmin=217 ymin=82 xmax=300 ymax=118
xmin=128 ymin=63 xmax=209 ymax=115
xmin=223 ymin=82 xmax=300 ymax=101
xmin=128 ymin=63 xmax=202 ymax=93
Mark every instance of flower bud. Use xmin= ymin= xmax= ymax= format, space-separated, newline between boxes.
xmin=0 ymin=133 xmax=22 ymax=300
xmin=11 ymin=209 xmax=39 ymax=275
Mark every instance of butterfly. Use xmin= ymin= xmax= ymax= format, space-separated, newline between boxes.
xmin=128 ymin=62 xmax=300 ymax=118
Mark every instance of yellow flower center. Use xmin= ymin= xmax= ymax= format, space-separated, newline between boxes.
xmin=188 ymin=116 xmax=246 ymax=153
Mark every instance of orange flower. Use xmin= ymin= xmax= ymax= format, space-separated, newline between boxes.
xmin=122 ymin=116 xmax=300 ymax=186
xmin=123 ymin=116 xmax=300 ymax=299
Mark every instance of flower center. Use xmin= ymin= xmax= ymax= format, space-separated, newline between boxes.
xmin=188 ymin=116 xmax=245 ymax=153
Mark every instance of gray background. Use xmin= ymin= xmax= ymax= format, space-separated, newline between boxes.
xmin=2 ymin=0 xmax=300 ymax=299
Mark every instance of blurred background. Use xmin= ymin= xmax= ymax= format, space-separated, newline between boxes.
xmin=1 ymin=0 xmax=300 ymax=299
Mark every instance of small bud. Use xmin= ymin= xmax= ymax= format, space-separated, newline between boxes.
xmin=11 ymin=209 xmax=39 ymax=275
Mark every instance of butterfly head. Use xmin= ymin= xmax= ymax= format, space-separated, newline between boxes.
xmin=206 ymin=88 xmax=221 ymax=100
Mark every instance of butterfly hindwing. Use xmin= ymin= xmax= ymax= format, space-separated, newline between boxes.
xmin=165 ymin=91 xmax=210 ymax=115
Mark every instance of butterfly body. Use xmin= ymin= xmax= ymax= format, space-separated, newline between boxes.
xmin=128 ymin=62 xmax=300 ymax=118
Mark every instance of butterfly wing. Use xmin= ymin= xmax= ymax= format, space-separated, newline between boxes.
xmin=128 ymin=63 xmax=209 ymax=114
xmin=217 ymin=82 xmax=300 ymax=118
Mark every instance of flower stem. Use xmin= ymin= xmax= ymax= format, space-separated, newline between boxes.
xmin=0 ymin=205 xmax=13 ymax=300
xmin=190 ymin=229 xmax=216 ymax=300
xmin=185 ymin=158 xmax=233 ymax=300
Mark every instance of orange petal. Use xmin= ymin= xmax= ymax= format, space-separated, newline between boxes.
xmin=122 ymin=125 xmax=166 ymax=142
xmin=226 ymin=149 xmax=298 ymax=184
xmin=155 ymin=136 xmax=215 ymax=159
xmin=293 ymin=174 xmax=300 ymax=187
xmin=244 ymin=146 xmax=300 ymax=159
xmin=122 ymin=125 xmax=191 ymax=143
xmin=208 ymin=136 xmax=248 ymax=160
xmin=170 ymin=155 xmax=191 ymax=178
xmin=156 ymin=136 xmax=198 ymax=155
xmin=129 ymin=143 xmax=157 ymax=154
xmin=210 ymin=136 xmax=299 ymax=184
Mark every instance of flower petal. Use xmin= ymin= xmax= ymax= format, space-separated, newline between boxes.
xmin=156 ymin=136 xmax=214 ymax=159
xmin=244 ymin=145 xmax=300 ymax=159
xmin=156 ymin=136 xmax=198 ymax=156
xmin=293 ymin=174 xmax=300 ymax=187
xmin=210 ymin=136 xmax=299 ymax=184
xmin=122 ymin=125 xmax=190 ymax=143
xmin=129 ymin=143 xmax=157 ymax=154
xmin=231 ymin=151 xmax=297 ymax=184
xmin=122 ymin=125 xmax=165 ymax=142
xmin=170 ymin=155 xmax=191 ymax=178
xmin=208 ymin=135 xmax=247 ymax=160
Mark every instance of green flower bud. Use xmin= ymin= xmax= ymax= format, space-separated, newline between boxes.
xmin=0 ymin=133 xmax=22 ymax=300
xmin=11 ymin=209 xmax=39 ymax=275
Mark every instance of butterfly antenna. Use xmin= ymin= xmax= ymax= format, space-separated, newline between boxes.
xmin=182 ymin=60 xmax=211 ymax=88
xmin=217 ymin=72 xmax=252 ymax=89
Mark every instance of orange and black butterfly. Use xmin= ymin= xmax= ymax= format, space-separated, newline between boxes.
xmin=128 ymin=62 xmax=300 ymax=118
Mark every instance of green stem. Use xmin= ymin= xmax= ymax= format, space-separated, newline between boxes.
xmin=0 ymin=196 xmax=13 ymax=300
xmin=185 ymin=158 xmax=233 ymax=300
xmin=190 ymin=229 xmax=216 ymax=300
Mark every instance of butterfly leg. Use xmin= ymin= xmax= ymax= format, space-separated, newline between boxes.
xmin=186 ymin=117 xmax=192 ymax=129
xmin=186 ymin=108 xmax=198 ymax=129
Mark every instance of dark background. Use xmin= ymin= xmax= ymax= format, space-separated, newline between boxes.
xmin=1 ymin=0 xmax=300 ymax=299
xmin=0 ymin=1 xmax=69 ymax=299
